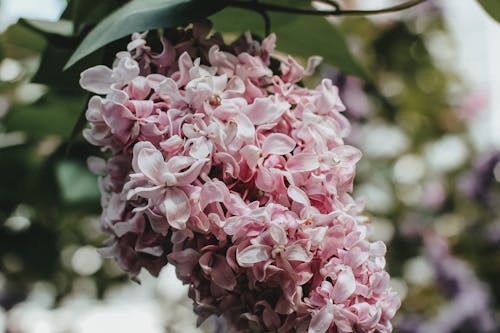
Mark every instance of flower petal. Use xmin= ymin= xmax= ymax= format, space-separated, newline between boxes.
xmin=167 ymin=248 xmax=200 ymax=279
xmin=237 ymin=244 xmax=270 ymax=266
xmin=174 ymin=158 xmax=208 ymax=186
xmin=211 ymin=254 xmax=237 ymax=290
xmin=269 ymin=224 xmax=287 ymax=246
xmin=286 ymin=244 xmax=311 ymax=262
xmin=134 ymin=142 xmax=167 ymax=185
xmin=241 ymin=145 xmax=261 ymax=169
xmin=308 ymin=303 xmax=334 ymax=333
xmin=332 ymin=268 xmax=356 ymax=303
xmin=80 ymin=65 xmax=114 ymax=94
xmin=244 ymin=97 xmax=285 ymax=125
xmin=286 ymin=153 xmax=320 ymax=172
xmin=162 ymin=188 xmax=190 ymax=229
xmin=262 ymin=133 xmax=296 ymax=156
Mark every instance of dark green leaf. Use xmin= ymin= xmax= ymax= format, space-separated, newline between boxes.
xmin=33 ymin=44 xmax=103 ymax=91
xmin=4 ymin=93 xmax=87 ymax=139
xmin=65 ymin=0 xmax=227 ymax=69
xmin=212 ymin=8 xmax=368 ymax=79
xmin=71 ymin=0 xmax=124 ymax=36
xmin=477 ymin=0 xmax=500 ymax=23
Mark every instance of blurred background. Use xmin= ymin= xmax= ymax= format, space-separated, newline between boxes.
xmin=0 ymin=0 xmax=499 ymax=332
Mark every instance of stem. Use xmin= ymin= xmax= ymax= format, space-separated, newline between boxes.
xmin=229 ymin=0 xmax=427 ymax=17
xmin=315 ymin=0 xmax=340 ymax=11
xmin=257 ymin=8 xmax=271 ymax=35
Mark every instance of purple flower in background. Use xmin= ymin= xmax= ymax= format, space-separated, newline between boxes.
xmin=398 ymin=233 xmax=497 ymax=333
xmin=459 ymin=151 xmax=500 ymax=208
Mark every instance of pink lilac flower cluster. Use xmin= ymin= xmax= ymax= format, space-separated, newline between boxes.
xmin=81 ymin=23 xmax=400 ymax=333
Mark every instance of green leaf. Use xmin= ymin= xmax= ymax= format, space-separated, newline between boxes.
xmin=477 ymin=0 xmax=500 ymax=23
xmin=212 ymin=8 xmax=368 ymax=79
xmin=71 ymin=0 xmax=124 ymax=35
xmin=55 ymin=160 xmax=100 ymax=203
xmin=33 ymin=44 xmax=103 ymax=91
xmin=65 ymin=0 xmax=226 ymax=70
xmin=19 ymin=19 xmax=74 ymax=37
xmin=0 ymin=23 xmax=46 ymax=59
xmin=4 ymin=92 xmax=87 ymax=139
xmin=272 ymin=14 xmax=368 ymax=79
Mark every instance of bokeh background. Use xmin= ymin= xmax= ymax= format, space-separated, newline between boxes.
xmin=1 ymin=0 xmax=499 ymax=332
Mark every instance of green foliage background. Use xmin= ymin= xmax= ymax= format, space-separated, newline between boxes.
xmin=1 ymin=0 xmax=499 ymax=331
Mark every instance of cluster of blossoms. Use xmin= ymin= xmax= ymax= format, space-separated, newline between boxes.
xmin=81 ymin=23 xmax=400 ymax=332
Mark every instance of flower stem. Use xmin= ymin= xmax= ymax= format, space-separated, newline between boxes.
xmin=228 ymin=0 xmax=427 ymax=17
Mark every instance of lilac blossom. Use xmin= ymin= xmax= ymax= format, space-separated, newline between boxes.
xmin=81 ymin=23 xmax=400 ymax=332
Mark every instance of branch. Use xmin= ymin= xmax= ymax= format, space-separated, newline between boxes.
xmin=228 ymin=0 xmax=427 ymax=17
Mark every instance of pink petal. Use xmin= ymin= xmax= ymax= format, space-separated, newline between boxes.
xmin=215 ymin=152 xmax=240 ymax=179
xmin=158 ymin=77 xmax=185 ymax=103
xmin=241 ymin=145 xmax=261 ymax=169
xmin=237 ymin=244 xmax=270 ymax=266
xmin=211 ymin=254 xmax=237 ymax=290
xmin=288 ymin=185 xmax=311 ymax=211
xmin=286 ymin=244 xmax=311 ymax=262
xmin=101 ymin=101 xmax=136 ymax=143
xmin=280 ymin=55 xmax=304 ymax=83
xmin=126 ymin=184 xmax=164 ymax=200
xmin=255 ymin=167 xmax=275 ymax=192
xmin=225 ymin=75 xmax=245 ymax=95
xmin=212 ymin=73 xmax=228 ymax=93
xmin=304 ymin=227 xmax=327 ymax=247
xmin=129 ymin=100 xmax=154 ymax=118
xmin=332 ymin=145 xmax=362 ymax=163
xmin=199 ymin=180 xmax=230 ymax=210
xmin=159 ymin=135 xmax=184 ymax=154
xmin=244 ymin=97 xmax=284 ymax=125
xmin=175 ymin=52 xmax=194 ymax=87
xmin=167 ymin=248 xmax=200 ymax=279
xmin=80 ymin=65 xmax=114 ymax=94
xmin=134 ymin=142 xmax=167 ymax=185
xmin=173 ymin=158 xmax=207 ymax=186
xmin=262 ymin=133 xmax=296 ymax=156
xmin=304 ymin=56 xmax=323 ymax=76
xmin=286 ymin=153 xmax=320 ymax=172
xmin=188 ymin=137 xmax=212 ymax=159
xmin=308 ymin=304 xmax=334 ymax=333
xmin=233 ymin=114 xmax=255 ymax=142
xmin=85 ymin=96 xmax=104 ymax=122
xmin=146 ymin=209 xmax=170 ymax=236
xmin=165 ymin=155 xmax=195 ymax=173
xmin=127 ymin=76 xmax=151 ymax=100
xmin=370 ymin=241 xmax=387 ymax=257
xmin=269 ymin=224 xmax=287 ymax=246
xmin=332 ymin=268 xmax=356 ymax=303
xmin=162 ymin=188 xmax=190 ymax=229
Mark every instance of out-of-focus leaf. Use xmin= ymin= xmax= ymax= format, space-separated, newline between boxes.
xmin=19 ymin=19 xmax=74 ymax=37
xmin=71 ymin=0 xmax=124 ymax=35
xmin=65 ymin=0 xmax=227 ymax=69
xmin=33 ymin=44 xmax=102 ymax=91
xmin=477 ymin=0 xmax=500 ymax=23
xmin=4 ymin=93 xmax=86 ymax=139
xmin=0 ymin=24 xmax=46 ymax=59
xmin=66 ymin=94 xmax=91 ymax=155
xmin=55 ymin=160 xmax=100 ymax=203
xmin=212 ymin=8 xmax=368 ymax=79
xmin=272 ymin=14 xmax=368 ymax=79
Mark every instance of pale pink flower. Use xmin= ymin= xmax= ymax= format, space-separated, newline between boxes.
xmin=81 ymin=23 xmax=400 ymax=333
